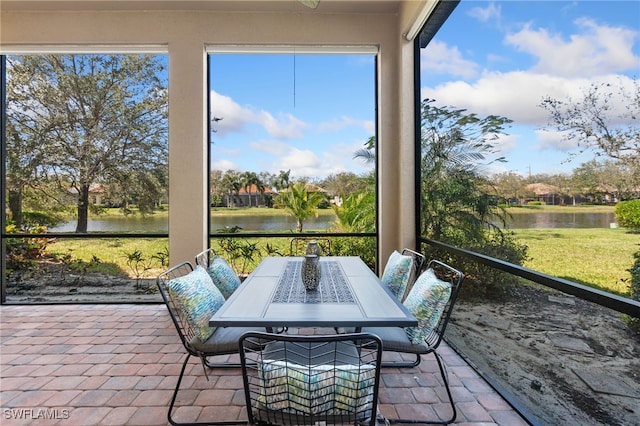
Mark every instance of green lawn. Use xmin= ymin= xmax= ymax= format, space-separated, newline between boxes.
xmin=510 ymin=228 xmax=637 ymax=295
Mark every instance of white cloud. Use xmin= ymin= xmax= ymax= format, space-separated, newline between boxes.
xmin=242 ymin=138 xmax=371 ymax=179
xmin=278 ymin=148 xmax=323 ymax=177
xmin=468 ymin=1 xmax=501 ymax=25
xmin=317 ymin=115 xmax=375 ymax=135
xmin=423 ymin=72 xmax=636 ymax=126
xmin=536 ymin=129 xmax=578 ymax=152
xmin=210 ymin=91 xmax=251 ymax=135
xmin=494 ymin=133 xmax=519 ymax=156
xmin=250 ymin=140 xmax=291 ymax=157
xmin=257 ymin=111 xmax=307 ymax=139
xmin=323 ymin=140 xmax=374 ymax=172
xmin=210 ymin=90 xmax=307 ymax=140
xmin=211 ymin=158 xmax=238 ymax=171
xmin=420 ymin=41 xmax=479 ymax=79
xmin=505 ymin=18 xmax=639 ymax=77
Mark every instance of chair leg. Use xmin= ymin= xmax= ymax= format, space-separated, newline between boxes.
xmin=386 ymin=351 xmax=456 ymax=425
xmin=203 ymin=357 xmax=243 ymax=369
xmin=381 ymin=353 xmax=421 ymax=368
xmin=168 ymin=353 xmax=248 ymax=426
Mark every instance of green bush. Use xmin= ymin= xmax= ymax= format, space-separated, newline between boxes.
xmin=5 ymin=224 xmax=55 ymax=270
xmin=331 ymin=236 xmax=376 ymax=270
xmin=425 ymin=230 xmax=529 ymax=300
xmin=624 ymin=250 xmax=640 ymax=335
xmin=615 ymin=199 xmax=640 ymax=231
xmin=22 ymin=211 xmax=64 ymax=228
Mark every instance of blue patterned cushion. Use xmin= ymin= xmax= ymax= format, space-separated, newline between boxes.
xmin=206 ymin=256 xmax=241 ymax=299
xmin=403 ymin=268 xmax=451 ymax=344
xmin=380 ymin=250 xmax=413 ymax=299
xmin=257 ymin=360 xmax=375 ymax=415
xmin=166 ymin=265 xmax=225 ymax=342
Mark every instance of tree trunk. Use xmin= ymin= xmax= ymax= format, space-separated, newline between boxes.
xmin=7 ymin=189 xmax=23 ymax=229
xmin=297 ymin=219 xmax=303 ymax=232
xmin=75 ymin=184 xmax=90 ymax=233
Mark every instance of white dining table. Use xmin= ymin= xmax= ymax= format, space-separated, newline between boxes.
xmin=209 ymin=256 xmax=417 ymax=331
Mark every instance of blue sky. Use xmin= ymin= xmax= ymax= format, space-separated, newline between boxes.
xmin=209 ymin=1 xmax=639 ymax=180
xmin=209 ymin=53 xmax=376 ymax=180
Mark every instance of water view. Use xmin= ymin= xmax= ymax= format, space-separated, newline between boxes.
xmin=48 ymin=210 xmax=616 ymax=233
xmin=502 ymin=211 xmax=616 ymax=229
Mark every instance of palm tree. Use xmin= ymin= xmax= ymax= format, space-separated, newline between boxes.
xmin=221 ymin=170 xmax=242 ymax=207
xmin=240 ymin=171 xmax=264 ymax=207
xmin=275 ymin=182 xmax=325 ymax=232
xmin=272 ymin=169 xmax=291 ymax=191
xmin=332 ymin=190 xmax=375 ymax=233
xmin=419 ymin=98 xmax=510 ymax=243
xmin=353 ymin=136 xmax=376 ymax=164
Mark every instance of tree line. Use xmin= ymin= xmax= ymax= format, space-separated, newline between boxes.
xmin=491 ymin=158 xmax=638 ymax=206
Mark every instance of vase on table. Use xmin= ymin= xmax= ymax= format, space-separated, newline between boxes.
xmin=301 ymin=254 xmax=321 ymax=291
xmin=306 ymin=240 xmax=321 ymax=256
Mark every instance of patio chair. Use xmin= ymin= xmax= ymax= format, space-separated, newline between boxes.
xmin=289 ymin=237 xmax=332 ymax=256
xmin=239 ymin=331 xmax=383 ymax=426
xmin=381 ymin=248 xmax=426 ymax=302
xmin=157 ymin=261 xmax=261 ymax=425
xmin=335 ymin=248 xmax=426 ymax=335
xmin=195 ymin=248 xmax=242 ymax=299
xmin=363 ymin=259 xmax=464 ymax=425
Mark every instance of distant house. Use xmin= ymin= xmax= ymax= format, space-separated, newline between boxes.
xmin=222 ymin=184 xmax=275 ymax=207
xmin=66 ymin=183 xmax=106 ymax=205
xmin=525 ymin=183 xmax=561 ymax=205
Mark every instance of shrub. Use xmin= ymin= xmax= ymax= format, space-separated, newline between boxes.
xmin=5 ymin=224 xmax=55 ymax=270
xmin=22 ymin=211 xmax=64 ymax=228
xmin=624 ymin=250 xmax=640 ymax=335
xmin=615 ymin=199 xmax=640 ymax=231
xmin=331 ymin=236 xmax=376 ymax=270
xmin=425 ymin=230 xmax=529 ymax=300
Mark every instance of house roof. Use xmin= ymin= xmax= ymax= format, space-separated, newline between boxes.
xmin=238 ymin=184 xmax=274 ymax=194
xmin=526 ymin=183 xmax=558 ymax=196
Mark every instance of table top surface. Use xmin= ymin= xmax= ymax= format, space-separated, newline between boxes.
xmin=209 ymin=256 xmax=417 ymax=328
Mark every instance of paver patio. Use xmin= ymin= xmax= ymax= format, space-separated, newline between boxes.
xmin=0 ymin=304 xmax=528 ymax=425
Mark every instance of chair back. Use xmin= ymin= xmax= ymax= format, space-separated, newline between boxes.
xmin=194 ymin=248 xmax=216 ymax=269
xmin=289 ymin=237 xmax=332 ymax=256
xmin=156 ymin=261 xmax=198 ymax=354
xmin=422 ymin=259 xmax=464 ymax=349
xmin=239 ymin=332 xmax=382 ymax=426
xmin=399 ymin=248 xmax=426 ymax=301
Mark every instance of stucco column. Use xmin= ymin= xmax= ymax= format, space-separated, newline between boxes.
xmin=168 ymin=41 xmax=208 ymax=265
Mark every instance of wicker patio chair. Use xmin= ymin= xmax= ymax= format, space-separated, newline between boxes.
xmin=239 ymin=331 xmax=383 ymax=426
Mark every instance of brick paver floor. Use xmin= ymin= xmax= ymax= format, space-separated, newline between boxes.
xmin=0 ymin=304 xmax=528 ymax=425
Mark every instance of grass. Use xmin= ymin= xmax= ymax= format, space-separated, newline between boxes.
xmin=510 ymin=228 xmax=638 ymax=295
xmin=45 ymin=238 xmax=169 ymax=278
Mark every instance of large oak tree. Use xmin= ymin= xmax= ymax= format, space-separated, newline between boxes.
xmin=6 ymin=54 xmax=168 ymax=232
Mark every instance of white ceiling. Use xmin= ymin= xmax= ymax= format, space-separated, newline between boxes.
xmin=1 ymin=0 xmax=404 ymax=13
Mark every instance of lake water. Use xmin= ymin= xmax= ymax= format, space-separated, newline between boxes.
xmin=48 ymin=214 xmax=336 ymax=233
xmin=48 ymin=211 xmax=616 ymax=233
xmin=500 ymin=211 xmax=616 ymax=229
